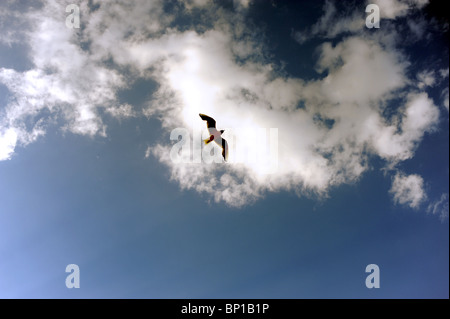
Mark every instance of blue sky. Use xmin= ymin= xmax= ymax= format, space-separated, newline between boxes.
xmin=0 ymin=0 xmax=448 ymax=298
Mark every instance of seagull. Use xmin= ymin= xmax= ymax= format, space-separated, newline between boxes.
xmin=199 ymin=113 xmax=228 ymax=161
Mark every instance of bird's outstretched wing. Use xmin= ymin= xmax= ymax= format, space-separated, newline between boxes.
xmin=199 ymin=113 xmax=216 ymax=128
xmin=221 ymin=138 xmax=228 ymax=162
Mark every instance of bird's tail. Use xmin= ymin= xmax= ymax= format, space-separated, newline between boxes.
xmin=204 ymin=138 xmax=212 ymax=144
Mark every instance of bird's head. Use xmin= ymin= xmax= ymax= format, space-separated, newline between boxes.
xmin=220 ymin=130 xmax=225 ymax=134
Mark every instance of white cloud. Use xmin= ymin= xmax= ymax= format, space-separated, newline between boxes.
xmin=0 ymin=128 xmax=17 ymax=161
xmin=439 ymin=68 xmax=449 ymax=79
xmin=0 ymin=0 xmax=444 ymax=209
xmin=443 ymin=88 xmax=449 ymax=112
xmin=369 ymin=0 xmax=429 ymax=19
xmin=182 ymin=0 xmax=210 ymax=10
xmin=105 ymin=104 xmax=136 ymax=119
xmin=417 ymin=70 xmax=436 ymax=89
xmin=439 ymin=69 xmax=450 ymax=112
xmin=314 ymin=37 xmax=408 ymax=104
xmin=390 ymin=172 xmax=427 ymax=208
xmin=372 ymin=93 xmax=439 ymax=161
xmin=144 ymin=146 xmax=152 ymax=159
xmin=0 ymin=1 xmax=130 ymax=143
xmin=140 ymin=31 xmax=437 ymax=205
xmin=293 ymin=1 xmax=364 ymax=43
xmin=371 ymin=0 xmax=409 ymax=19
xmin=0 ymin=1 xmax=36 ymax=46
xmin=427 ymin=193 xmax=449 ymax=221
xmin=293 ymin=0 xmax=430 ymax=44
xmin=235 ymin=0 xmax=252 ymax=9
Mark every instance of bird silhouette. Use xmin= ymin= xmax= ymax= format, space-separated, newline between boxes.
xmin=199 ymin=113 xmax=228 ymax=161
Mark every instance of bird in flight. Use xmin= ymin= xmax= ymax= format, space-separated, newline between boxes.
xmin=199 ymin=113 xmax=228 ymax=162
